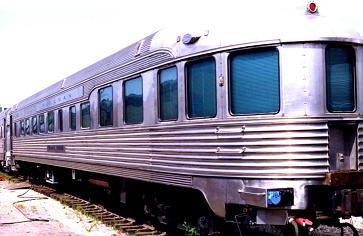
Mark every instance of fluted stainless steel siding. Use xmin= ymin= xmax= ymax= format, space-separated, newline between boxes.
xmin=62 ymin=32 xmax=156 ymax=89
xmin=358 ymin=122 xmax=363 ymax=170
xmin=12 ymin=52 xmax=173 ymax=120
xmin=13 ymin=120 xmax=329 ymax=183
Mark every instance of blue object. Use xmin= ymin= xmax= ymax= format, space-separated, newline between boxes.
xmin=267 ymin=190 xmax=282 ymax=206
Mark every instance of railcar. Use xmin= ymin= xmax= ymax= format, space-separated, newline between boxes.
xmin=1 ymin=2 xmax=363 ymax=235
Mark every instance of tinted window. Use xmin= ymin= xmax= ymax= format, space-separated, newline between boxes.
xmin=48 ymin=111 xmax=54 ymax=133
xmin=13 ymin=122 xmax=17 ymax=137
xmin=20 ymin=120 xmax=25 ymax=136
xmin=186 ymin=58 xmax=216 ymax=118
xmin=159 ymin=66 xmax=178 ymax=121
xmin=124 ymin=77 xmax=143 ymax=124
xmin=39 ymin=114 xmax=45 ymax=133
xmin=25 ymin=119 xmax=30 ymax=135
xmin=326 ymin=46 xmax=355 ymax=112
xmin=58 ymin=109 xmax=63 ymax=132
xmin=32 ymin=116 xmax=37 ymax=134
xmin=81 ymin=102 xmax=90 ymax=128
xmin=69 ymin=106 xmax=76 ymax=130
xmin=230 ymin=49 xmax=279 ymax=115
xmin=99 ymin=86 xmax=113 ymax=126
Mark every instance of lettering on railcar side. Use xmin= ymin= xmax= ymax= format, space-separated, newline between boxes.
xmin=47 ymin=145 xmax=65 ymax=153
xmin=36 ymin=86 xmax=84 ymax=112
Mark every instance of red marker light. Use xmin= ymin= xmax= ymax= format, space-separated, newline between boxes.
xmin=307 ymin=2 xmax=318 ymax=13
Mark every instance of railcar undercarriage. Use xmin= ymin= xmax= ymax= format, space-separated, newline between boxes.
xmin=5 ymin=161 xmax=362 ymax=236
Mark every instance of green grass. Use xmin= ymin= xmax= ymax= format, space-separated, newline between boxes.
xmin=0 ymin=171 xmax=17 ymax=183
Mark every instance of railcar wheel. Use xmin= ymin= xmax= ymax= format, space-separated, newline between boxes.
xmin=283 ymin=220 xmax=299 ymax=236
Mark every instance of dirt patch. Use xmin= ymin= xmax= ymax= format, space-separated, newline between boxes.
xmin=0 ymin=181 xmax=122 ymax=236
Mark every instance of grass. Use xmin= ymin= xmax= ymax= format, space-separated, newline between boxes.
xmin=31 ymin=205 xmax=37 ymax=213
xmin=15 ymin=203 xmax=26 ymax=209
xmin=0 ymin=171 xmax=17 ymax=183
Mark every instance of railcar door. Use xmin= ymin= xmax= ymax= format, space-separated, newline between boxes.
xmin=328 ymin=124 xmax=357 ymax=171
xmin=4 ymin=114 xmax=14 ymax=169
xmin=0 ymin=118 xmax=5 ymax=166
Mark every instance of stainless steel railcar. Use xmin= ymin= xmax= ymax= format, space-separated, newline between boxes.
xmin=1 ymin=3 xmax=363 ymax=234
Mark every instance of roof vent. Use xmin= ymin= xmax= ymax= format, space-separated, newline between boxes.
xmin=182 ymin=34 xmax=200 ymax=45
xmin=135 ymin=40 xmax=145 ymax=57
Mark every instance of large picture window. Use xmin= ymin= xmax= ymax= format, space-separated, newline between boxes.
xmin=186 ymin=58 xmax=216 ymax=118
xmin=124 ymin=77 xmax=143 ymax=124
xmin=99 ymin=86 xmax=113 ymax=127
xmin=230 ymin=49 xmax=279 ymax=115
xmin=326 ymin=46 xmax=355 ymax=112
xmin=159 ymin=66 xmax=178 ymax=121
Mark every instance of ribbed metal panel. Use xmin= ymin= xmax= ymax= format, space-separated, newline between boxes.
xmin=16 ymin=156 xmax=192 ymax=187
xmin=12 ymin=32 xmax=168 ymax=118
xmin=83 ymin=52 xmax=173 ymax=94
xmin=13 ymin=120 xmax=329 ymax=181
xmin=358 ymin=122 xmax=363 ymax=170
xmin=62 ymin=32 xmax=156 ymax=89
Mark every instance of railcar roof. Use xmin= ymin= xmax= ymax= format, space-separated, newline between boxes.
xmin=13 ymin=10 xmax=362 ymax=112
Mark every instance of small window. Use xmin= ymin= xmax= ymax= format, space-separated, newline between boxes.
xmin=186 ymin=57 xmax=216 ymax=118
xmin=326 ymin=46 xmax=355 ymax=112
xmin=69 ymin=106 xmax=76 ymax=130
xmin=31 ymin=116 xmax=38 ymax=134
xmin=159 ymin=66 xmax=178 ymax=121
xmin=20 ymin=120 xmax=25 ymax=136
xmin=99 ymin=86 xmax=113 ymax=127
xmin=58 ymin=109 xmax=63 ymax=132
xmin=230 ymin=49 xmax=280 ymax=115
xmin=39 ymin=114 xmax=45 ymax=133
xmin=124 ymin=77 xmax=143 ymax=124
xmin=81 ymin=102 xmax=90 ymax=128
xmin=48 ymin=111 xmax=54 ymax=133
xmin=13 ymin=122 xmax=17 ymax=137
xmin=25 ymin=118 xmax=30 ymax=135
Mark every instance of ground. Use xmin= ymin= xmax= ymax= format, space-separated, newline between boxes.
xmin=0 ymin=181 xmax=122 ymax=236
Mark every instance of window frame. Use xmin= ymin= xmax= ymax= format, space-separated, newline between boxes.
xmin=325 ymin=45 xmax=356 ymax=113
xmin=98 ymin=85 xmax=113 ymax=127
xmin=185 ymin=56 xmax=217 ymax=119
xmin=123 ymin=77 xmax=144 ymax=125
xmin=157 ymin=65 xmax=178 ymax=122
xmin=227 ymin=47 xmax=281 ymax=116
xmin=81 ymin=101 xmax=91 ymax=129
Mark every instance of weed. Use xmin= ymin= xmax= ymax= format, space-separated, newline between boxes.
xmin=183 ymin=222 xmax=201 ymax=236
xmin=16 ymin=203 xmax=26 ymax=209
xmin=31 ymin=205 xmax=37 ymax=213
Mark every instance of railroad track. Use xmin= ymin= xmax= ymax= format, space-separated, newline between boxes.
xmin=0 ymin=173 xmax=167 ymax=235
xmin=29 ymin=184 xmax=166 ymax=236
